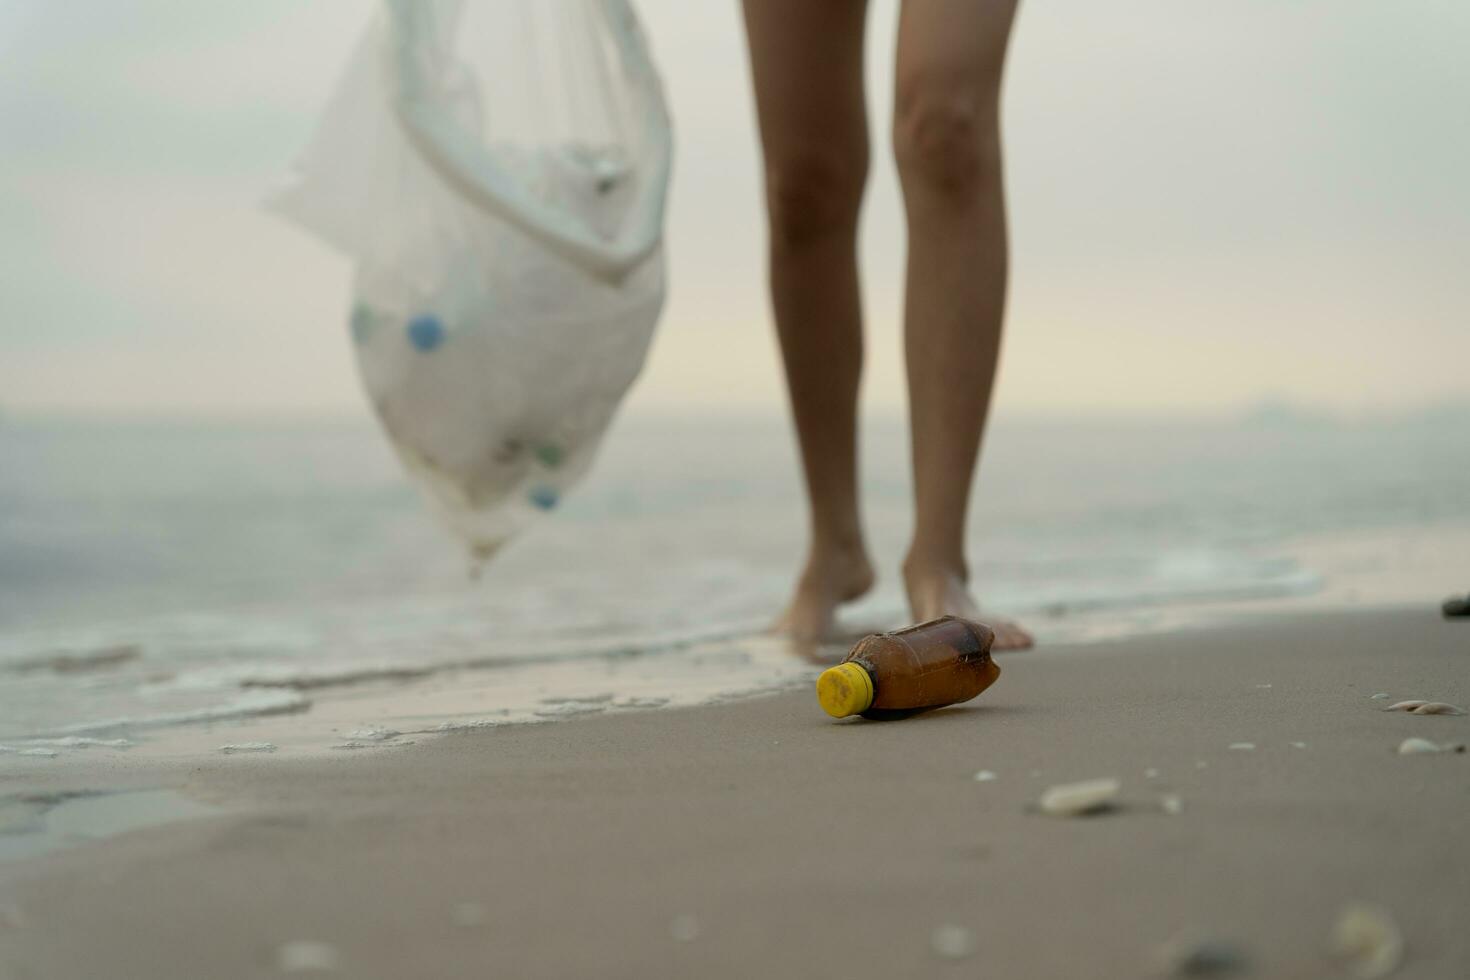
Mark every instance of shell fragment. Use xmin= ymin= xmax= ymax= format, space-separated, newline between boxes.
xmin=1037 ymin=778 xmax=1121 ymax=817
xmin=1397 ymin=737 xmax=1466 ymax=755
xmin=1328 ymin=903 xmax=1403 ymax=979
xmin=1384 ymin=700 xmax=1466 ymax=715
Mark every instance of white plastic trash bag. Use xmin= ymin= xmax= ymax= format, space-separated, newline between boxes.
xmin=271 ymin=0 xmax=672 ymax=561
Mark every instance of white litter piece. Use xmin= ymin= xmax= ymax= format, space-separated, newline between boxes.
xmin=278 ymin=940 xmax=341 ymax=973
xmin=931 ymin=924 xmax=976 ymax=960
xmin=270 ymin=0 xmax=672 ymax=562
xmin=1037 ymin=778 xmax=1120 ymax=817
xmin=1160 ymin=794 xmax=1184 ymax=816
xmin=1290 ymin=742 xmax=1308 ymax=749
xmin=1144 ymin=768 xmax=1161 ymax=779
xmin=1228 ymin=742 xmax=1256 ymax=751
xmin=219 ymin=742 xmax=278 ymax=754
xmin=1368 ymin=693 xmax=1390 ymax=701
xmin=973 ymin=770 xmax=998 ymax=782
xmin=1329 ymin=903 xmax=1403 ymax=979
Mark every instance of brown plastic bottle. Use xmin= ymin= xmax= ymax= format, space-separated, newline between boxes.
xmin=815 ymin=616 xmax=1000 ymax=720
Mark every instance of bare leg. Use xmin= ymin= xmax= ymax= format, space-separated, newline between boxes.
xmin=742 ymin=0 xmax=875 ymax=641
xmin=893 ymin=0 xmax=1032 ymax=649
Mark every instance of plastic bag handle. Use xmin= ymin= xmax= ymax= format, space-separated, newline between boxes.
xmin=385 ymin=0 xmax=671 ymax=283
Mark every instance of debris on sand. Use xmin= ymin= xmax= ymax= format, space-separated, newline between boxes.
xmin=1369 ymin=692 xmax=1390 ymax=700
xmin=1383 ymin=700 xmax=1466 ymax=715
xmin=931 ymin=923 xmax=976 ymax=959
xmin=1410 ymin=702 xmax=1465 ymax=716
xmin=278 ymin=939 xmax=341 ymax=973
xmin=1038 ymin=778 xmax=1120 ymax=817
xmin=973 ymin=770 xmax=998 ymax=782
xmin=1328 ymin=903 xmax=1403 ymax=979
xmin=1397 ymin=737 xmax=1465 ymax=755
xmin=1153 ymin=932 xmax=1251 ymax=976
xmin=1228 ymin=742 xmax=1256 ymax=751
xmin=1160 ymin=794 xmax=1184 ymax=816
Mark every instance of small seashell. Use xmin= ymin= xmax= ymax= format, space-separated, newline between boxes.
xmin=1368 ymin=693 xmax=1390 ymax=700
xmin=277 ymin=940 xmax=341 ymax=973
xmin=1038 ymin=778 xmax=1120 ymax=816
xmin=1228 ymin=742 xmax=1255 ymax=751
xmin=1383 ymin=700 xmax=1427 ymax=712
xmin=931 ymin=923 xmax=976 ymax=959
xmin=1409 ymin=702 xmax=1466 ymax=716
xmin=973 ymin=770 xmax=998 ymax=782
xmin=1329 ymin=903 xmax=1403 ymax=979
xmin=1396 ymin=737 xmax=1465 ymax=755
xmin=1160 ymin=794 xmax=1184 ymax=816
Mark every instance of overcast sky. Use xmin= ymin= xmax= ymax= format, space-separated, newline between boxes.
xmin=2 ymin=0 xmax=1467 ymax=419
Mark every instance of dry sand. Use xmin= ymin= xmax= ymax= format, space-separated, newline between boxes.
xmin=2 ymin=609 xmax=1467 ymax=978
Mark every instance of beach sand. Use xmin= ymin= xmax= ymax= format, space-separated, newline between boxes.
xmin=2 ymin=608 xmax=1467 ymax=978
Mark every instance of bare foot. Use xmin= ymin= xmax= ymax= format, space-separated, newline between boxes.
xmin=771 ymin=543 xmax=875 ymax=644
xmin=903 ymin=560 xmax=1033 ymax=651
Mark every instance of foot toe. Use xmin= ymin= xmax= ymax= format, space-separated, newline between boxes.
xmin=990 ymin=619 xmax=1034 ymax=652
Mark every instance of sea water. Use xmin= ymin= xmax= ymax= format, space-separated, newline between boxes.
xmin=1 ymin=409 xmax=1465 ymax=747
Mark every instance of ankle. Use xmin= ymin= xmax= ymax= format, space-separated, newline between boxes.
xmin=810 ymin=524 xmax=868 ymax=561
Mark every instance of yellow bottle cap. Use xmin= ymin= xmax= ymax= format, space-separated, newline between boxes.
xmin=816 ymin=662 xmax=875 ymax=718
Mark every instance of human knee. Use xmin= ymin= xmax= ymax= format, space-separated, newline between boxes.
xmin=763 ymin=148 xmax=868 ymax=248
xmin=893 ymin=78 xmax=1000 ymax=198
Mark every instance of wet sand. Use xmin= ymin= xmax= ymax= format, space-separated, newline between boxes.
xmin=2 ymin=609 xmax=1467 ymax=978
